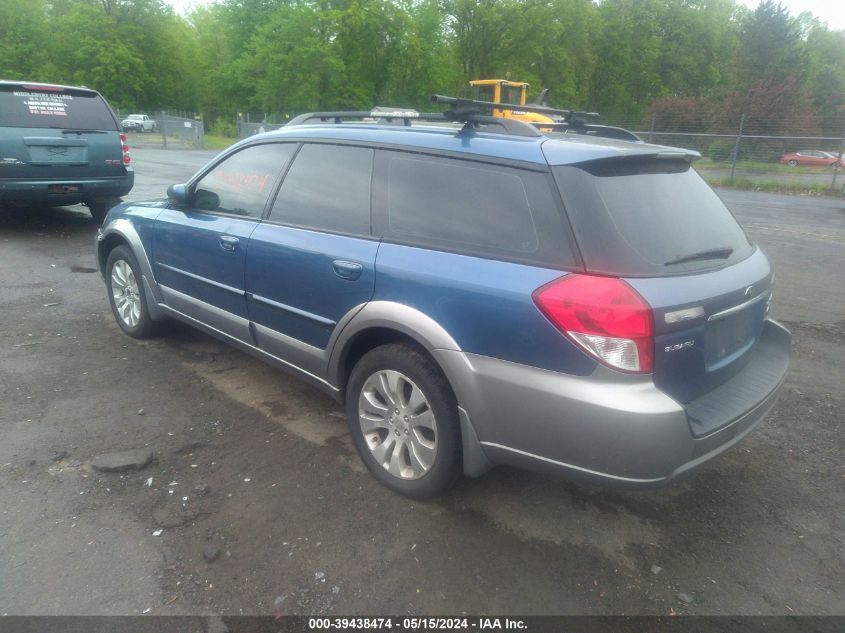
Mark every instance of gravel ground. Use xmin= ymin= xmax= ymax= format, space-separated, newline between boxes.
xmin=0 ymin=149 xmax=842 ymax=616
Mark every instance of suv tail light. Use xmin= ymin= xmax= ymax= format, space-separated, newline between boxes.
xmin=533 ymin=274 xmax=654 ymax=373
xmin=120 ymin=133 xmax=131 ymax=165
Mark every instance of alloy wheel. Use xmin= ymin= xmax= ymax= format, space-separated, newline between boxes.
xmin=358 ymin=370 xmax=438 ymax=480
xmin=110 ymin=259 xmax=141 ymax=328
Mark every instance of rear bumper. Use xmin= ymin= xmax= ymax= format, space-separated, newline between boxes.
xmin=0 ymin=173 xmax=134 ymax=204
xmin=435 ymin=318 xmax=791 ymax=486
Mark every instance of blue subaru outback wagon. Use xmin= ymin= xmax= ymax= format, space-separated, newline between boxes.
xmin=96 ymin=106 xmax=791 ymax=498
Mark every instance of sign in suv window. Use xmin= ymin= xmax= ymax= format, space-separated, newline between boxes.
xmin=0 ymin=85 xmax=117 ymax=130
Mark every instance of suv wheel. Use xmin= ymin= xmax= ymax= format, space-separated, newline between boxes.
xmin=88 ymin=198 xmax=120 ymax=224
xmin=346 ymin=344 xmax=461 ymax=498
xmin=106 ymin=245 xmax=160 ymax=339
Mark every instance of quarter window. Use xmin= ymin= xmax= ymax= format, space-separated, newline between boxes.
xmin=192 ymin=143 xmax=296 ymax=218
xmin=269 ymin=144 xmax=373 ymax=235
xmin=386 ymin=154 xmax=539 ymax=254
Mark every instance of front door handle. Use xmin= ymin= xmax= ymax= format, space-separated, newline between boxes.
xmin=219 ymin=235 xmax=239 ymax=252
xmin=332 ymin=260 xmax=363 ymax=280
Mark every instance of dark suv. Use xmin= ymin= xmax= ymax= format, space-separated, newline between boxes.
xmin=0 ymin=80 xmax=133 ymax=222
xmin=95 ymin=109 xmax=791 ymax=498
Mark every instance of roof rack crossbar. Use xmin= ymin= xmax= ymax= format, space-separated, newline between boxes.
xmin=430 ymin=94 xmax=599 ymax=123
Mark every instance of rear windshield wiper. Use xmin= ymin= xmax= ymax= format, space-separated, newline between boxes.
xmin=59 ymin=129 xmax=109 ymax=134
xmin=664 ymin=246 xmax=734 ymax=266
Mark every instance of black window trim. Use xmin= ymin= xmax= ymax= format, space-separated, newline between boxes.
xmin=372 ymin=148 xmax=584 ymax=271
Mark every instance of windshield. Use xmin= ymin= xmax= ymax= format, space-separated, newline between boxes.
xmin=500 ymin=85 xmax=523 ymax=105
xmin=553 ymin=158 xmax=754 ymax=276
xmin=474 ymin=85 xmax=495 ymax=103
xmin=0 ymin=86 xmax=118 ymax=130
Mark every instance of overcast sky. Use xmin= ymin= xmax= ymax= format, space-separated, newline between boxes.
xmin=738 ymin=0 xmax=845 ymax=30
xmin=166 ymin=0 xmax=845 ymax=32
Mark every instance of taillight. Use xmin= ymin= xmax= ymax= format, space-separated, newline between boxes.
xmin=119 ymin=133 xmax=131 ymax=165
xmin=533 ymin=274 xmax=654 ymax=373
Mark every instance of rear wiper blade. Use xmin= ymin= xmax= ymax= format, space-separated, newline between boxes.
xmin=664 ymin=246 xmax=734 ymax=266
xmin=60 ymin=129 xmax=108 ymax=134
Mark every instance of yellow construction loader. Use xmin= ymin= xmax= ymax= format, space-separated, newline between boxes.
xmin=469 ymin=79 xmax=554 ymax=124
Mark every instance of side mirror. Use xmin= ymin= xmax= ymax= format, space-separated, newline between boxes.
xmin=167 ymin=183 xmax=188 ymax=208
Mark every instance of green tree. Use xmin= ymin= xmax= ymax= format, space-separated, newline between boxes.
xmin=736 ymin=0 xmax=804 ymax=90
xmin=590 ymin=0 xmax=664 ymax=123
xmin=803 ymin=22 xmax=845 ymax=135
xmin=0 ymin=0 xmax=52 ymax=79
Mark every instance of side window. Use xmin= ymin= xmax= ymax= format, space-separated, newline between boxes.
xmin=269 ymin=143 xmax=373 ymax=236
xmin=376 ymin=151 xmax=575 ymax=267
xmin=192 ymin=143 xmax=296 ymax=218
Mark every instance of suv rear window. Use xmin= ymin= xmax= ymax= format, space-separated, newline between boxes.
xmin=0 ymin=85 xmax=118 ymax=130
xmin=553 ymin=159 xmax=754 ymax=276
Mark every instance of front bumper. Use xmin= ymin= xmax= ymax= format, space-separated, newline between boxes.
xmin=435 ymin=318 xmax=791 ymax=486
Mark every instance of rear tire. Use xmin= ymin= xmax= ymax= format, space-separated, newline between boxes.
xmin=105 ymin=245 xmax=160 ymax=339
xmin=345 ymin=343 xmax=461 ymax=499
xmin=87 ymin=198 xmax=120 ymax=224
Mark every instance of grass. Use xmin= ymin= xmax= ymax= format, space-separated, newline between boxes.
xmin=707 ymin=176 xmax=844 ymax=196
xmin=204 ymin=134 xmax=238 ymax=150
xmin=696 ymin=158 xmax=841 ymax=174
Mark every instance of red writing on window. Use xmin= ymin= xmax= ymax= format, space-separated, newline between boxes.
xmin=211 ymin=170 xmax=271 ymax=195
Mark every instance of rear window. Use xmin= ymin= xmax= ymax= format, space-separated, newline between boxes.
xmin=0 ymin=86 xmax=118 ymax=130
xmin=553 ymin=159 xmax=754 ymax=276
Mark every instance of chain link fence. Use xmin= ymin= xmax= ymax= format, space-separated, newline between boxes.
xmin=610 ymin=111 xmax=845 ymax=194
xmin=237 ymin=121 xmax=286 ymax=139
xmin=114 ymin=109 xmax=205 ymax=149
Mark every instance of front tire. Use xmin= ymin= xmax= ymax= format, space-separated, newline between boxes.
xmin=346 ymin=344 xmax=461 ymax=499
xmin=787 ymin=159 xmax=798 ymax=167
xmin=105 ymin=245 xmax=160 ymax=339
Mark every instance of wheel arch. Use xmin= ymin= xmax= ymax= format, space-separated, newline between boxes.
xmin=327 ymin=301 xmax=460 ymax=392
xmin=327 ymin=303 xmax=493 ymax=478
xmin=97 ymin=219 xmax=166 ymax=320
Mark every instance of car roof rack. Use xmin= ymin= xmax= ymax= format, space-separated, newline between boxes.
xmin=286 ymin=96 xmax=637 ymax=142
xmin=287 ymin=107 xmax=543 ymax=137
xmin=430 ymin=95 xmax=644 ymax=142
xmin=287 ymin=109 xmax=441 ymax=127
xmin=430 ymin=93 xmax=599 ymax=123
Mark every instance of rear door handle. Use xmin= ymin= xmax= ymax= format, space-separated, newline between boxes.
xmin=332 ymin=260 xmax=363 ymax=280
xmin=219 ymin=235 xmax=239 ymax=252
